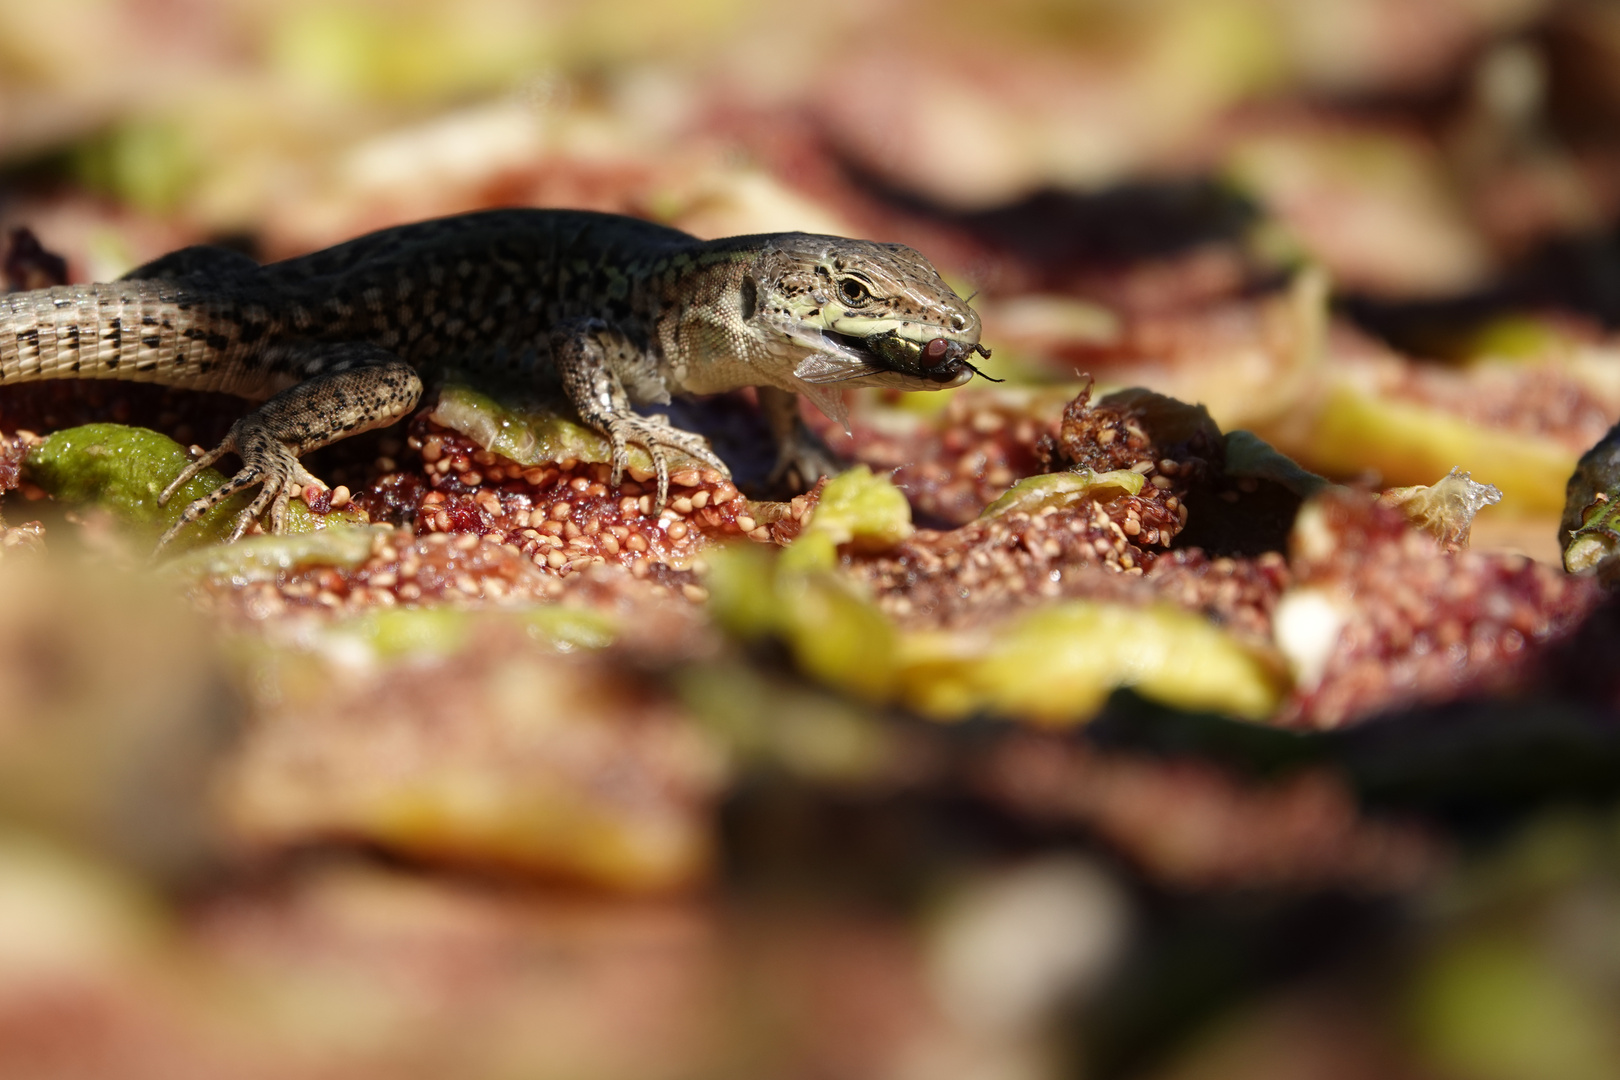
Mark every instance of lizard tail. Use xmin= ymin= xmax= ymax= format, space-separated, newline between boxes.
xmin=0 ymin=280 xmax=262 ymax=394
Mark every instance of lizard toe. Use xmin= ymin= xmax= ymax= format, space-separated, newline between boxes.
xmin=607 ymin=432 xmax=630 ymax=488
xmin=229 ymin=481 xmax=282 ymax=543
xmin=651 ymin=450 xmax=670 ymax=511
xmin=158 ymin=439 xmax=232 ymax=507
xmin=690 ymin=442 xmax=730 ymax=478
xmin=225 ymin=505 xmax=259 ymax=544
xmin=606 ymin=413 xmax=729 ymax=507
xmin=155 ymin=469 xmax=261 ymax=553
xmin=766 ymin=439 xmax=843 ymax=495
xmin=152 ymin=419 xmax=308 ymax=552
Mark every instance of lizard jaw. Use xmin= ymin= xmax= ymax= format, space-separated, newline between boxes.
xmin=778 ymin=324 xmax=974 ymax=430
xmin=784 ymin=325 xmax=975 ymax=387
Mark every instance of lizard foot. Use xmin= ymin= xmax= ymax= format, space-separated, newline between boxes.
xmin=605 ymin=412 xmax=729 ymax=511
xmin=154 ymin=418 xmax=322 ymax=552
xmin=766 ymin=428 xmax=844 ymax=497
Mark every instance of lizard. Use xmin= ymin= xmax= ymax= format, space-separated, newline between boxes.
xmin=0 ymin=208 xmax=991 ymax=549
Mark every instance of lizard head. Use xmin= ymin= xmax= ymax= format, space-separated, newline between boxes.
xmin=739 ymin=235 xmax=990 ymax=425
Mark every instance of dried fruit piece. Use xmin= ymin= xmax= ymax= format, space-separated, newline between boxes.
xmin=162 ymin=524 xmax=385 ymax=584
xmin=898 ymin=600 xmax=1286 ymax=724
xmin=24 ymin=424 xmax=364 ymax=551
xmin=1293 ymin=384 xmax=1577 ymax=515
xmin=828 ymin=386 xmax=1068 ymax=525
xmin=1038 ymin=384 xmax=1224 ymax=555
xmin=709 ymin=542 xmax=1285 ymax=725
xmin=978 ymin=733 xmax=1441 ymax=892
xmin=429 ymin=380 xmax=708 ymax=474
xmin=979 ymin=469 xmax=1144 ymax=519
xmin=783 ymin=465 xmax=914 ymax=571
xmin=1222 ymin=429 xmax=1331 ymax=499
xmin=0 ymin=556 xmax=231 ymax=882
xmin=223 ymin=616 xmax=723 ymax=891
xmin=1562 ymin=421 xmax=1620 ymax=576
xmin=1279 ymin=488 xmax=1599 ymax=729
xmin=1379 ymin=467 xmax=1502 ymax=551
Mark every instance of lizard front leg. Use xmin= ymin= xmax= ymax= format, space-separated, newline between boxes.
xmin=550 ymin=319 xmax=728 ymax=509
xmin=758 ymin=386 xmax=845 ymax=494
xmin=156 ymin=344 xmax=422 ymax=550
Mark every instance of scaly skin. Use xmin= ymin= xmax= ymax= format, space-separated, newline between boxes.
xmin=0 ymin=208 xmax=986 ymax=547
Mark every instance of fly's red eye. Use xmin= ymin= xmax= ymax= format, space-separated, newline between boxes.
xmin=922 ymin=337 xmax=950 ymax=366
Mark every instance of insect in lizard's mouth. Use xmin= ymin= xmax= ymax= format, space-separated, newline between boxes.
xmin=787 ymin=322 xmax=999 ymax=392
xmin=826 ymin=329 xmax=1000 ymax=385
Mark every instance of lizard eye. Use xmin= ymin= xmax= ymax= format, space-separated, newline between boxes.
xmin=838 ymin=278 xmax=871 ymax=305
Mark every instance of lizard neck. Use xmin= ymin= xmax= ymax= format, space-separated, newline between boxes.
xmin=654 ymin=246 xmax=787 ymax=396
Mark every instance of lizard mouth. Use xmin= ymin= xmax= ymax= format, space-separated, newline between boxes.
xmin=789 ymin=327 xmax=994 ymax=388
xmin=853 ymin=329 xmax=999 ymax=384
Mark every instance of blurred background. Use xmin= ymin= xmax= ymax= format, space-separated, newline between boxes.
xmin=6 ymin=1 xmax=1620 ymax=1077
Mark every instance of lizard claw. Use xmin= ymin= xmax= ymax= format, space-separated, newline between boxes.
xmin=766 ymin=432 xmax=844 ymax=496
xmin=157 ymin=440 xmax=231 ymax=508
xmin=604 ymin=412 xmax=728 ymax=511
xmin=152 ymin=418 xmax=311 ymax=553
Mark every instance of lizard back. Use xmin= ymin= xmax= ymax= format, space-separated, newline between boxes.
xmin=261 ymin=209 xmax=707 ymax=374
xmin=0 ymin=209 xmax=711 ymax=400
